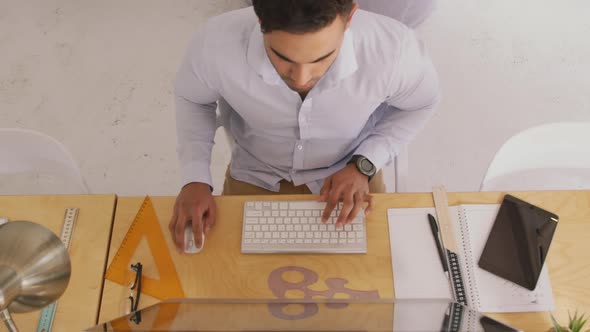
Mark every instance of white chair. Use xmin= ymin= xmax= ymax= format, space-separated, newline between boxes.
xmin=480 ymin=122 xmax=590 ymax=191
xmin=0 ymin=128 xmax=89 ymax=195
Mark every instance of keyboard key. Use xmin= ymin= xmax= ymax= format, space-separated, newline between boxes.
xmin=245 ymin=218 xmax=258 ymax=224
xmin=280 ymin=202 xmax=288 ymax=210
xmin=255 ymin=202 xmax=262 ymax=210
xmin=289 ymin=201 xmax=326 ymax=210
xmin=271 ymin=203 xmax=278 ymax=210
xmin=246 ymin=211 xmax=263 ymax=217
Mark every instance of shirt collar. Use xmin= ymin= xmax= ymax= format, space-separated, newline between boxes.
xmin=246 ymin=23 xmax=282 ymax=85
xmin=246 ymin=23 xmax=358 ymax=88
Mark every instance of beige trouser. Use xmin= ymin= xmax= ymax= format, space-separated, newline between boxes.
xmin=222 ymin=168 xmax=386 ymax=195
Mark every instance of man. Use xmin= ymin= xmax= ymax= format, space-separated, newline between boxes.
xmin=169 ymin=0 xmax=440 ymax=252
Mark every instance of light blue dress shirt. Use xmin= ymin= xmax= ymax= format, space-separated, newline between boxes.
xmin=175 ymin=8 xmax=440 ymax=193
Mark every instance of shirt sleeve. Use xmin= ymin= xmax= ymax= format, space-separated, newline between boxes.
xmin=174 ymin=25 xmax=221 ymax=189
xmin=354 ymin=28 xmax=441 ymax=170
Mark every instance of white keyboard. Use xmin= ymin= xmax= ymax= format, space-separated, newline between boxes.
xmin=241 ymin=200 xmax=367 ymax=254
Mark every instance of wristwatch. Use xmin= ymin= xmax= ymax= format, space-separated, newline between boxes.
xmin=347 ymin=155 xmax=377 ymax=181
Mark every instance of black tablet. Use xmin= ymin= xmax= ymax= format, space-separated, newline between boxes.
xmin=478 ymin=194 xmax=559 ymax=290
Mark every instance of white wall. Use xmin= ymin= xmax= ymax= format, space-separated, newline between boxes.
xmin=1 ymin=0 xmax=589 ymax=196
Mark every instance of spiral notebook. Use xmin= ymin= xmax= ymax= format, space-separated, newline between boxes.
xmin=388 ymin=204 xmax=555 ymax=313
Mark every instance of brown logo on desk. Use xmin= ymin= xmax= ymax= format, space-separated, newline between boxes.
xmin=267 ymin=266 xmax=380 ymax=320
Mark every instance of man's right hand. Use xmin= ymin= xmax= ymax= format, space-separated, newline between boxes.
xmin=169 ymin=182 xmax=216 ymax=253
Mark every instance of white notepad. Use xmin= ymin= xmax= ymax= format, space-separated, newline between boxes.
xmin=388 ymin=204 xmax=555 ymax=313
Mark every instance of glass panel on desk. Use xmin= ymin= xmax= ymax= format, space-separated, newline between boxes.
xmin=87 ymin=299 xmax=518 ymax=332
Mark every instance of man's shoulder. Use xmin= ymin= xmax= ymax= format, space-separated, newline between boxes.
xmin=350 ymin=10 xmax=414 ymax=63
xmin=195 ymin=7 xmax=257 ymax=50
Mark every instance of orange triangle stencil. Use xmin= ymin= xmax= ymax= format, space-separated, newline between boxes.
xmin=106 ymin=196 xmax=184 ymax=299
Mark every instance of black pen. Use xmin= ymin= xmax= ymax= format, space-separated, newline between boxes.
xmin=428 ymin=213 xmax=449 ymax=272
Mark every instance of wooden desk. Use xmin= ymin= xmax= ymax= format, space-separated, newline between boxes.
xmin=0 ymin=195 xmax=116 ymax=332
xmin=98 ymin=191 xmax=590 ymax=331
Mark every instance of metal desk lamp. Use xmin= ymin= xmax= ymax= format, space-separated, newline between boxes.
xmin=0 ymin=220 xmax=71 ymax=332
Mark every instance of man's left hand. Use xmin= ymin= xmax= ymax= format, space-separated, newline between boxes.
xmin=319 ymin=164 xmax=373 ymax=228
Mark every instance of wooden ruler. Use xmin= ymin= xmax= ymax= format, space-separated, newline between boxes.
xmin=36 ymin=207 xmax=78 ymax=332
xmin=432 ymin=186 xmax=467 ymax=306
xmin=105 ymin=196 xmax=184 ymax=299
xmin=432 ymin=186 xmax=458 ymax=254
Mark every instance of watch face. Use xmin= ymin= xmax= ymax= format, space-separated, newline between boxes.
xmin=359 ymin=158 xmax=375 ymax=174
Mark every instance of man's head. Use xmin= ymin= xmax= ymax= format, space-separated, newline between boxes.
xmin=252 ymin=0 xmax=358 ymax=94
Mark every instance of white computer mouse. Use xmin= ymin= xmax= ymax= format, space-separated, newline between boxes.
xmin=184 ymin=224 xmax=205 ymax=254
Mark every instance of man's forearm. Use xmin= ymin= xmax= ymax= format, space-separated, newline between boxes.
xmin=354 ymin=101 xmax=437 ymax=171
xmin=176 ymin=95 xmax=218 ymax=189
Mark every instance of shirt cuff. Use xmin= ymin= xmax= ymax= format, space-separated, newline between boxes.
xmin=179 ymin=161 xmax=213 ymax=190
xmin=353 ymin=137 xmax=398 ymax=171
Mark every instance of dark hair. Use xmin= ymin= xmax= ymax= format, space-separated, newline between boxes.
xmin=252 ymin=0 xmax=354 ymax=34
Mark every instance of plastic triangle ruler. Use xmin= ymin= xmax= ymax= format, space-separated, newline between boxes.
xmin=105 ymin=196 xmax=184 ymax=299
